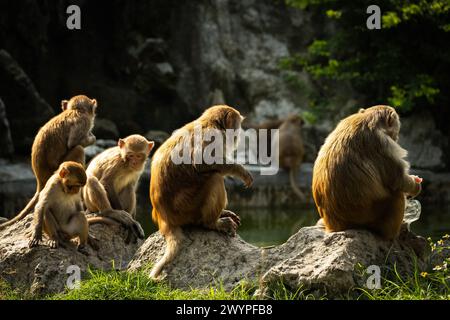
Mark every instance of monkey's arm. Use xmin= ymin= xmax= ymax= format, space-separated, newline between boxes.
xmin=119 ymin=184 xmax=136 ymax=217
xmin=100 ymin=177 xmax=123 ymax=210
xmin=195 ymin=162 xmax=253 ymax=187
xmin=28 ymin=201 xmax=47 ymax=247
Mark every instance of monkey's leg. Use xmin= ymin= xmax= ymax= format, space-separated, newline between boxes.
xmin=371 ymin=194 xmax=405 ymax=240
xmin=86 ymin=176 xmax=144 ymax=241
xmin=61 ymin=211 xmax=89 ymax=253
xmin=63 ymin=145 xmax=86 ymax=166
xmin=43 ymin=211 xmax=64 ymax=249
xmin=201 ymin=177 xmax=237 ymax=236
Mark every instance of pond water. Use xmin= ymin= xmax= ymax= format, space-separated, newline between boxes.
xmin=135 ymin=203 xmax=450 ymax=247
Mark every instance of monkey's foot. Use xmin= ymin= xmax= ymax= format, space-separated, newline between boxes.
xmin=28 ymin=236 xmax=41 ymax=248
xmin=216 ymin=217 xmax=237 ymax=237
xmin=220 ymin=210 xmax=241 ymax=227
xmin=46 ymin=239 xmax=59 ymax=249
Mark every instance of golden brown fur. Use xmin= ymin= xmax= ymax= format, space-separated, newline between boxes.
xmin=28 ymin=162 xmax=93 ymax=251
xmin=83 ymin=134 xmax=153 ymax=243
xmin=0 ymin=95 xmax=97 ymax=230
xmin=312 ymin=105 xmax=421 ymax=240
xmin=149 ymin=105 xmax=253 ymax=278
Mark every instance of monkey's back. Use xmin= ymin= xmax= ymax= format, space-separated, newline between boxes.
xmin=150 ymin=125 xmax=224 ymax=229
xmin=31 ymin=111 xmax=74 ymax=187
xmin=312 ymin=115 xmax=395 ymax=226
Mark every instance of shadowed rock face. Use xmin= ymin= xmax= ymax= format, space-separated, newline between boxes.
xmin=0 ymin=214 xmax=142 ymax=295
xmin=129 ymin=202 xmax=429 ymax=298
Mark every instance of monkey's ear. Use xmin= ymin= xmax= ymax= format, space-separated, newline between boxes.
xmin=118 ymin=139 xmax=125 ymax=148
xmin=91 ymin=99 xmax=98 ymax=108
xmin=358 ymin=108 xmax=365 ymax=113
xmin=61 ymin=100 xmax=69 ymax=111
xmin=386 ymin=110 xmax=397 ymax=127
xmin=147 ymin=141 xmax=155 ymax=154
xmin=59 ymin=167 xmax=69 ymax=178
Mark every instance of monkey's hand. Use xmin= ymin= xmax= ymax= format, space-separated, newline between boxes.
xmin=241 ymin=170 xmax=254 ymax=188
xmin=216 ymin=217 xmax=238 ymax=237
xmin=220 ymin=210 xmax=241 ymax=227
xmin=81 ymin=132 xmax=96 ymax=147
xmin=408 ymin=175 xmax=422 ymax=198
xmin=28 ymin=232 xmax=42 ymax=248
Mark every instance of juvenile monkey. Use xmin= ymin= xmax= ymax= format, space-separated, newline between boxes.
xmin=0 ymin=95 xmax=97 ymax=229
xmin=312 ymin=105 xmax=422 ymax=240
xmin=28 ymin=161 xmax=92 ymax=251
xmin=83 ymin=134 xmax=154 ymax=242
xmin=150 ymin=105 xmax=253 ymax=278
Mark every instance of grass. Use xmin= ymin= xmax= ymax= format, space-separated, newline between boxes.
xmin=356 ymin=235 xmax=450 ymax=300
xmin=49 ymin=268 xmax=256 ymax=300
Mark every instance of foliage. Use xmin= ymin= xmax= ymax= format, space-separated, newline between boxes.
xmin=356 ymin=234 xmax=450 ymax=300
xmin=282 ymin=0 xmax=450 ymax=114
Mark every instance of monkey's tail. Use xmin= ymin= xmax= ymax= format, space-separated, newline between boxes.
xmin=289 ymin=168 xmax=306 ymax=201
xmin=149 ymin=226 xmax=183 ymax=279
xmin=0 ymin=191 xmax=39 ymax=230
xmin=87 ymin=216 xmax=120 ymax=226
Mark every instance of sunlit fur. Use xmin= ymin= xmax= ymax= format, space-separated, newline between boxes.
xmin=312 ymin=105 xmax=421 ymax=240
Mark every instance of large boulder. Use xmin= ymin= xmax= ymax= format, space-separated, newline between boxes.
xmin=0 ymin=214 xmax=142 ymax=295
xmin=129 ymin=201 xmax=429 ymax=298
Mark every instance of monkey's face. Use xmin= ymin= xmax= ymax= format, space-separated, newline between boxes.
xmin=63 ymin=181 xmax=84 ymax=195
xmin=125 ymin=152 xmax=147 ymax=170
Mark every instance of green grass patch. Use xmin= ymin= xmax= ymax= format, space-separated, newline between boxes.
xmin=49 ymin=268 xmax=256 ymax=300
xmin=356 ymin=235 xmax=450 ymax=300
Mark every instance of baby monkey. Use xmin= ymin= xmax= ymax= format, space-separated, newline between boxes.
xmin=83 ymin=134 xmax=154 ymax=243
xmin=29 ymin=161 xmax=93 ymax=251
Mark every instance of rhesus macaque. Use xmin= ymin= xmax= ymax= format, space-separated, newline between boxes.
xmin=312 ymin=105 xmax=422 ymax=240
xmin=278 ymin=115 xmax=306 ymax=200
xmin=83 ymin=134 xmax=154 ymax=243
xmin=0 ymin=95 xmax=97 ymax=230
xmin=244 ymin=114 xmax=306 ymax=200
xmin=28 ymin=162 xmax=94 ymax=251
xmin=149 ymin=105 xmax=253 ymax=278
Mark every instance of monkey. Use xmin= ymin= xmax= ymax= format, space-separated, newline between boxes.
xmin=0 ymin=95 xmax=97 ymax=230
xmin=82 ymin=134 xmax=154 ymax=243
xmin=244 ymin=114 xmax=306 ymax=200
xmin=149 ymin=105 xmax=253 ymax=278
xmin=312 ymin=105 xmax=422 ymax=240
xmin=278 ymin=115 xmax=306 ymax=200
xmin=28 ymin=161 xmax=94 ymax=251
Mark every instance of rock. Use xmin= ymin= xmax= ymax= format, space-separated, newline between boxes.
xmin=144 ymin=130 xmax=170 ymax=149
xmin=258 ymin=224 xmax=428 ymax=298
xmin=0 ymin=214 xmax=142 ymax=295
xmin=0 ymin=50 xmax=54 ymax=154
xmin=400 ymin=111 xmax=448 ymax=171
xmin=84 ymin=139 xmax=117 ymax=162
xmin=129 ymin=201 xmax=428 ymax=298
xmin=0 ymin=160 xmax=35 ymax=219
xmin=0 ymin=98 xmax=14 ymax=157
xmin=92 ymin=118 xmax=120 ymax=140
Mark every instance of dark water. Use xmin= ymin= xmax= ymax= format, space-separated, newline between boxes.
xmin=136 ymin=204 xmax=450 ymax=247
